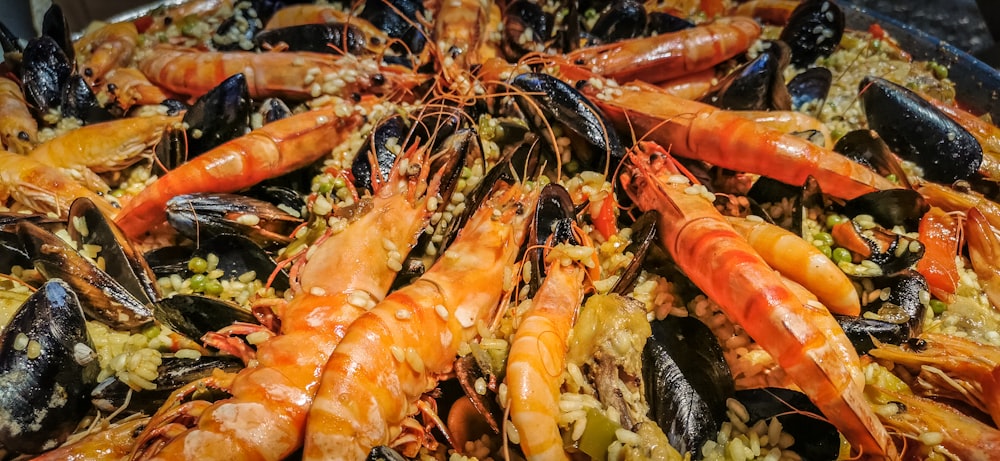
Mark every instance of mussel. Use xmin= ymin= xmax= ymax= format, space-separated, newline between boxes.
xmin=20 ymin=36 xmax=72 ymax=117
xmin=91 ymin=355 xmax=244 ymax=414
xmin=165 ymin=192 xmax=303 ymax=249
xmin=733 ymin=387 xmax=840 ymax=460
xmin=700 ymin=43 xmax=791 ymax=111
xmin=254 ymin=23 xmax=367 ymax=55
xmin=779 ymin=0 xmax=844 ymax=67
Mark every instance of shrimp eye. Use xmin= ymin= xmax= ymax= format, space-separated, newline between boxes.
xmin=906 ymin=337 xmax=928 ymax=351
xmin=372 ymin=73 xmax=386 ymax=86
xmin=887 ymin=400 xmax=907 ymax=413
xmin=84 ymin=68 xmax=93 ymax=77
xmin=17 ymin=131 xmax=29 ymax=141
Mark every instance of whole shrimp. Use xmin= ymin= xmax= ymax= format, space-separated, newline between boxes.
xmin=302 ymin=174 xmax=539 ymax=460
xmin=138 ymin=45 xmax=422 ymax=100
xmin=588 ymin=79 xmax=898 ymax=200
xmin=134 ymin=119 xmax=463 ymax=461
xmin=0 ymin=75 xmax=38 ymax=154
xmin=0 ymin=149 xmax=117 ymax=218
xmin=28 ymin=114 xmax=181 ymax=192
xmin=74 ymin=21 xmax=139 ymax=85
xmin=114 ymin=103 xmax=365 ymax=239
xmin=506 ymin=198 xmax=597 ymax=460
xmin=620 ymin=141 xmax=897 ymax=458
xmin=564 ymin=16 xmax=760 ymax=84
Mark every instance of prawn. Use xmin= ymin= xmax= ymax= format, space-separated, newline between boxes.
xmin=113 ymin=103 xmax=366 ymax=239
xmin=101 ymin=68 xmax=175 ymax=111
xmin=620 ymin=141 xmax=897 ymax=458
xmin=563 ymin=16 xmax=760 ymax=84
xmin=506 ymin=212 xmax=597 ymax=460
xmin=0 ymin=149 xmax=118 ymax=218
xmin=588 ymin=79 xmax=898 ymax=200
xmin=302 ymin=175 xmax=539 ymax=460
xmin=729 ymin=110 xmax=833 ymax=148
xmin=0 ymin=75 xmax=38 ymax=154
xmin=726 ymin=216 xmax=862 ymax=316
xmin=138 ymin=46 xmax=422 ymax=100
xmin=134 ymin=117 xmax=462 ymax=461
xmin=74 ymin=22 xmax=139 ymax=85
xmin=28 ymin=114 xmax=181 ymax=192
xmin=433 ymin=0 xmax=490 ymax=79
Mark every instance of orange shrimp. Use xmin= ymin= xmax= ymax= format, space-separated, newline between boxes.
xmin=433 ymin=0 xmax=490 ymax=77
xmin=74 ymin=22 xmax=139 ymax=85
xmin=587 ymin=80 xmax=898 ymax=200
xmin=918 ymin=182 xmax=1000 ymax=231
xmin=563 ymin=16 xmax=760 ymax=84
xmin=506 ymin=235 xmax=596 ymax=459
xmin=101 ymin=68 xmax=175 ymax=111
xmin=0 ymin=75 xmax=38 ymax=154
xmin=135 ymin=122 xmax=460 ymax=461
xmin=727 ymin=216 xmax=861 ymax=316
xmin=729 ymin=110 xmax=834 ymax=148
xmin=113 ymin=104 xmax=365 ymax=239
xmin=731 ymin=0 xmax=801 ymax=24
xmin=33 ymin=416 xmax=148 ymax=461
xmin=28 ymin=114 xmax=180 ymax=192
xmin=302 ymin=177 xmax=538 ymax=460
xmin=869 ymin=333 xmax=1000 ymax=428
xmin=966 ymin=207 xmax=1000 ymax=310
xmin=138 ymin=45 xmax=422 ymax=100
xmin=656 ymin=68 xmax=717 ymax=100
xmin=0 ymin=150 xmax=117 ymax=218
xmin=620 ymin=141 xmax=897 ymax=459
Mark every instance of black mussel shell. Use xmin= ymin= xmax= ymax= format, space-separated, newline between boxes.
xmin=861 ymin=270 xmax=929 ymax=335
xmin=0 ymin=20 xmax=23 ymax=54
xmin=21 ymin=36 xmax=72 ymax=117
xmin=41 ymin=3 xmax=73 ymax=62
xmin=17 ymin=221 xmax=155 ymax=332
xmin=502 ymin=0 xmax=553 ymax=59
xmin=154 ymin=294 xmax=259 ymax=342
xmin=700 ymin=45 xmax=791 ymax=111
xmin=366 ymin=446 xmax=407 ymax=461
xmin=213 ymin=1 xmax=262 ymax=51
xmin=510 ymin=72 xmax=625 ymax=172
xmin=834 ymin=220 xmax=924 ymax=276
xmin=779 ymin=0 xmax=844 ymax=67
xmin=643 ymin=316 xmax=734 ymax=456
xmin=860 ymin=76 xmax=982 ymax=184
xmin=254 ymin=23 xmax=367 ymax=55
xmin=747 ymin=175 xmax=824 ymax=236
xmin=165 ymin=193 xmax=302 ymax=249
xmin=0 ymin=279 xmax=99 ymax=454
xmin=835 ymin=315 xmax=909 ymax=355
xmin=359 ymin=0 xmax=426 ymax=59
xmin=257 ymin=97 xmax=292 ymax=124
xmin=182 ymin=73 xmax=252 ymax=159
xmin=409 ymin=104 xmax=464 ymax=152
xmin=611 ymin=210 xmax=659 ymax=294
xmin=0 ymin=230 xmax=30 ymax=274
xmin=144 ymin=245 xmax=197 ymax=279
xmin=160 ymin=98 xmax=189 ymax=115
xmin=527 ymin=184 xmax=577 ymax=295
xmin=352 ymin=115 xmax=408 ymax=193
xmin=91 ymin=355 xmax=244 ymax=414
xmin=61 ymin=74 xmax=115 ymax=124
xmin=735 ymin=387 xmax=840 ymax=461
xmin=245 ymin=185 xmax=308 ymax=220
xmin=68 ymin=197 xmax=161 ymax=305
xmin=590 ymin=0 xmax=646 ymax=42
xmin=144 ymin=234 xmax=289 ymax=292
xmin=842 ymin=189 xmax=928 ymax=230
xmin=833 ymin=129 xmax=912 ymax=189
xmin=787 ymin=67 xmax=832 ymax=111
xmin=451 ymin=355 xmax=502 ymax=436
xmin=646 ymin=12 xmax=694 ymax=34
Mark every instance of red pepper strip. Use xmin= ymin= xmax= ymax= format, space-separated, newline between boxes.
xmin=917 ymin=206 xmax=960 ymax=302
xmin=591 ymin=194 xmax=618 ymax=241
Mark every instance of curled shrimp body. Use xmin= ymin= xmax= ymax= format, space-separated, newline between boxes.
xmin=28 ymin=114 xmax=180 ymax=191
xmin=0 ymin=75 xmax=39 ymax=154
xmin=0 ymin=150 xmax=117 ymax=218
xmin=589 ymin=80 xmax=898 ymax=200
xmin=136 ymin=127 xmax=457 ymax=461
xmin=114 ymin=104 xmax=365 ymax=239
xmin=727 ymin=216 xmax=861 ymax=316
xmin=74 ymin=22 xmax=139 ymax=85
xmin=507 ymin=243 xmax=593 ymax=460
xmin=302 ymin=178 xmax=539 ymax=460
xmin=620 ymin=141 xmax=897 ymax=459
xmin=564 ymin=16 xmax=760 ymax=84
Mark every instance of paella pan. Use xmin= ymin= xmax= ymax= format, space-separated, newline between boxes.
xmin=2 ymin=0 xmax=1000 ymax=459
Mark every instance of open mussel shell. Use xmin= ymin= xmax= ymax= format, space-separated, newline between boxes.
xmin=590 ymin=0 xmax=647 ymax=42
xmin=91 ymin=355 xmax=244 ymax=414
xmin=21 ymin=36 xmax=72 ymax=117
xmin=779 ymin=0 xmax=844 ymax=67
xmin=366 ymin=446 xmax=407 ymax=461
xmin=734 ymin=387 xmax=840 ymax=461
xmin=643 ymin=316 xmax=734 ymax=456
xmin=502 ymin=0 xmax=553 ymax=60
xmin=787 ymin=67 xmax=832 ymax=112
xmin=185 ymin=73 xmax=252 ymax=159
xmin=835 ymin=315 xmax=909 ymax=355
xmin=526 ymin=184 xmax=577 ymax=295
xmin=68 ymin=197 xmax=161 ymax=305
xmin=61 ymin=74 xmax=115 ymax=124
xmin=165 ymin=192 xmax=302 ymax=249
xmin=859 ymin=270 xmax=929 ymax=334
xmin=41 ymin=3 xmax=73 ymax=62
xmin=611 ymin=210 xmax=659 ymax=294
xmin=860 ymin=76 xmax=982 ymax=184
xmin=510 ymin=72 xmax=625 ymax=172
xmin=833 ymin=129 xmax=913 ymax=189
xmin=154 ymin=294 xmax=258 ymax=342
xmin=17 ymin=220 xmax=154 ymax=332
xmin=359 ymin=0 xmax=427 ymax=65
xmin=352 ymin=114 xmax=408 ymax=193
xmin=0 ymin=20 xmax=23 ymax=54
xmin=833 ymin=219 xmax=924 ymax=276
xmin=841 ymin=189 xmax=928 ymax=230
xmin=747 ymin=175 xmax=824 ymax=236
xmin=0 ymin=279 xmax=99 ymax=454
xmin=254 ymin=23 xmax=367 ymax=55
xmin=147 ymin=234 xmax=290 ymax=292
xmin=451 ymin=355 xmax=502 ymax=439
xmin=700 ymin=43 xmax=791 ymax=111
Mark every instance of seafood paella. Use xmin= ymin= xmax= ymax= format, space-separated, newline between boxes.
xmin=2 ymin=0 xmax=1000 ymax=459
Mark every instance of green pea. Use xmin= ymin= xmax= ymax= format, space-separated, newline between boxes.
xmin=931 ymin=62 xmax=948 ymax=80
xmin=204 ymin=279 xmax=224 ymax=296
xmin=813 ymin=232 xmax=834 ymax=247
xmin=886 ymin=174 xmax=898 ymax=184
xmin=143 ymin=325 xmax=161 ymax=339
xmin=188 ymin=257 xmax=209 ymax=273
xmin=332 ymin=176 xmax=346 ymax=189
xmin=110 ymin=189 xmax=125 ymax=198
xmin=190 ymin=273 xmax=207 ymax=291
xmin=826 ymin=214 xmax=847 ymax=228
xmin=819 ymin=245 xmax=832 ymax=259
xmin=930 ymin=299 xmax=947 ymax=315
xmin=832 ymin=247 xmax=852 ymax=264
